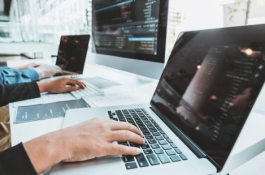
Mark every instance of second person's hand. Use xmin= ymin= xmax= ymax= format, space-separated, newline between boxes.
xmin=37 ymin=77 xmax=86 ymax=93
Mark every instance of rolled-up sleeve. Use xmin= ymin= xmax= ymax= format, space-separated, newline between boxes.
xmin=0 ymin=67 xmax=39 ymax=84
xmin=0 ymin=143 xmax=37 ymax=175
xmin=0 ymin=82 xmax=40 ymax=107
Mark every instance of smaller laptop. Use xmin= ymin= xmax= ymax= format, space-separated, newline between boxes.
xmin=52 ymin=35 xmax=104 ymax=98
xmin=54 ymin=35 xmax=90 ymax=77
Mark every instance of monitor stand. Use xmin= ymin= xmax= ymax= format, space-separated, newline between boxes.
xmin=87 ymin=52 xmax=164 ymax=80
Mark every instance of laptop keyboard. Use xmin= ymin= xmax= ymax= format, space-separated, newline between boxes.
xmin=71 ymin=82 xmax=104 ymax=98
xmin=108 ymin=108 xmax=188 ymax=170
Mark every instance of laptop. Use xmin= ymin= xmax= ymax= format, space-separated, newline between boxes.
xmin=50 ymin=24 xmax=265 ymax=175
xmin=54 ymin=35 xmax=90 ymax=77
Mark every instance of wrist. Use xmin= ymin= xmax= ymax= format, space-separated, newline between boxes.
xmin=37 ymin=82 xmax=49 ymax=93
xmin=23 ymin=132 xmax=64 ymax=174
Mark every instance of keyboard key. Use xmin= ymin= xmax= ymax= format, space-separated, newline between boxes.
xmin=159 ymin=130 xmax=165 ymax=134
xmin=152 ymin=132 xmax=161 ymax=136
xmin=125 ymin=162 xmax=138 ymax=169
xmin=149 ymin=128 xmax=157 ymax=132
xmin=170 ymin=155 xmax=181 ymax=162
xmin=148 ymin=139 xmax=157 ymax=144
xmin=170 ymin=143 xmax=178 ymax=148
xmin=135 ymin=154 xmax=149 ymax=167
xmin=163 ymin=134 xmax=169 ymax=139
xmin=174 ymin=148 xmax=182 ymax=154
xmin=162 ymin=145 xmax=172 ymax=150
xmin=158 ymin=140 xmax=168 ymax=145
xmin=151 ymin=143 xmax=160 ymax=149
xmin=145 ymin=135 xmax=154 ymax=139
xmin=143 ymin=148 xmax=153 ymax=154
xmin=166 ymin=150 xmax=176 ymax=156
xmin=140 ymin=143 xmax=150 ymax=149
xmin=167 ymin=139 xmax=173 ymax=143
xmin=154 ymin=148 xmax=164 ymax=154
xmin=179 ymin=154 xmax=188 ymax=160
xmin=146 ymin=154 xmax=160 ymax=165
xmin=157 ymin=154 xmax=171 ymax=164
xmin=155 ymin=136 xmax=164 ymax=140
xmin=123 ymin=156 xmax=135 ymax=162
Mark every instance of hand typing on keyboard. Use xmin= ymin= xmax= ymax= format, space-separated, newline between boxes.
xmin=24 ymin=118 xmax=144 ymax=174
xmin=108 ymin=108 xmax=188 ymax=170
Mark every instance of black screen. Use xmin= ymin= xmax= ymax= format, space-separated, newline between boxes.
xmin=151 ymin=24 xmax=265 ymax=170
xmin=92 ymin=0 xmax=168 ymax=63
xmin=56 ymin=35 xmax=90 ymax=74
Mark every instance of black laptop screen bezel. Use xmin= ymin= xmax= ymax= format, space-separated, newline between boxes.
xmin=56 ymin=35 xmax=90 ymax=75
xmin=150 ymin=24 xmax=265 ymax=172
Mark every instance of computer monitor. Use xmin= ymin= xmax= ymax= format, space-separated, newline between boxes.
xmin=90 ymin=0 xmax=169 ymax=79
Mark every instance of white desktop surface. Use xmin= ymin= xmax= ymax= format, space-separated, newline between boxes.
xmin=7 ymin=59 xmax=265 ymax=175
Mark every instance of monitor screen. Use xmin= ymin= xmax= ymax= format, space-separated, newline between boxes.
xmin=92 ymin=0 xmax=168 ymax=63
xmin=56 ymin=35 xmax=90 ymax=74
xmin=151 ymin=24 xmax=265 ymax=170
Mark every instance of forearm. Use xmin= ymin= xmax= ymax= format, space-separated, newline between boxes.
xmin=23 ymin=130 xmax=65 ymax=174
xmin=0 ymin=82 xmax=40 ymax=107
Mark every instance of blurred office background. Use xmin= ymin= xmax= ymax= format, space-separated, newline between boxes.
xmin=0 ymin=0 xmax=265 ymax=61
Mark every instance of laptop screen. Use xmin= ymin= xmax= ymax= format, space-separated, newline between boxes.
xmin=56 ymin=35 xmax=90 ymax=74
xmin=151 ymin=24 xmax=265 ymax=170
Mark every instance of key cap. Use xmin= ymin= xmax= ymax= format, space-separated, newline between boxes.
xmin=135 ymin=154 xmax=149 ymax=167
xmin=174 ymin=148 xmax=182 ymax=154
xmin=166 ymin=150 xmax=176 ymax=156
xmin=155 ymin=136 xmax=164 ymax=140
xmin=170 ymin=143 xmax=178 ymax=148
xmin=162 ymin=144 xmax=172 ymax=150
xmin=179 ymin=154 xmax=188 ymax=160
xmin=170 ymin=155 xmax=181 ymax=162
xmin=123 ymin=156 xmax=135 ymax=162
xmin=146 ymin=154 xmax=160 ymax=165
xmin=167 ymin=139 xmax=173 ymax=143
xmin=154 ymin=148 xmax=164 ymax=154
xmin=157 ymin=154 xmax=171 ymax=164
xmin=148 ymin=139 xmax=157 ymax=144
xmin=152 ymin=132 xmax=161 ymax=136
xmin=151 ymin=143 xmax=160 ymax=149
xmin=140 ymin=143 xmax=150 ymax=149
xmin=143 ymin=148 xmax=153 ymax=154
xmin=158 ymin=140 xmax=168 ymax=145
xmin=125 ymin=162 xmax=138 ymax=169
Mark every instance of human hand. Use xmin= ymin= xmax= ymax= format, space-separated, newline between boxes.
xmin=37 ymin=77 xmax=86 ymax=93
xmin=59 ymin=118 xmax=144 ymax=162
xmin=33 ymin=64 xmax=62 ymax=79
xmin=24 ymin=118 xmax=144 ymax=174
xmin=10 ymin=62 xmax=41 ymax=70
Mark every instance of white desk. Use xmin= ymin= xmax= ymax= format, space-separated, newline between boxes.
xmin=7 ymin=59 xmax=265 ymax=175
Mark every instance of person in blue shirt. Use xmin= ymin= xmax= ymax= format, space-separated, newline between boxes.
xmin=0 ymin=62 xmax=62 ymax=84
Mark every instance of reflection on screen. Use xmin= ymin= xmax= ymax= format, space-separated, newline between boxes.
xmin=56 ymin=35 xmax=90 ymax=74
xmin=151 ymin=25 xmax=265 ymax=169
xmin=92 ymin=0 xmax=167 ymax=60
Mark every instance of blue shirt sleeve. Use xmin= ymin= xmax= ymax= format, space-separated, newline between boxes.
xmin=0 ymin=67 xmax=39 ymax=84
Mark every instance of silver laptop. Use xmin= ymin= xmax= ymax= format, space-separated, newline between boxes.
xmin=51 ymin=24 xmax=265 ymax=175
xmin=53 ymin=35 xmax=90 ymax=77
